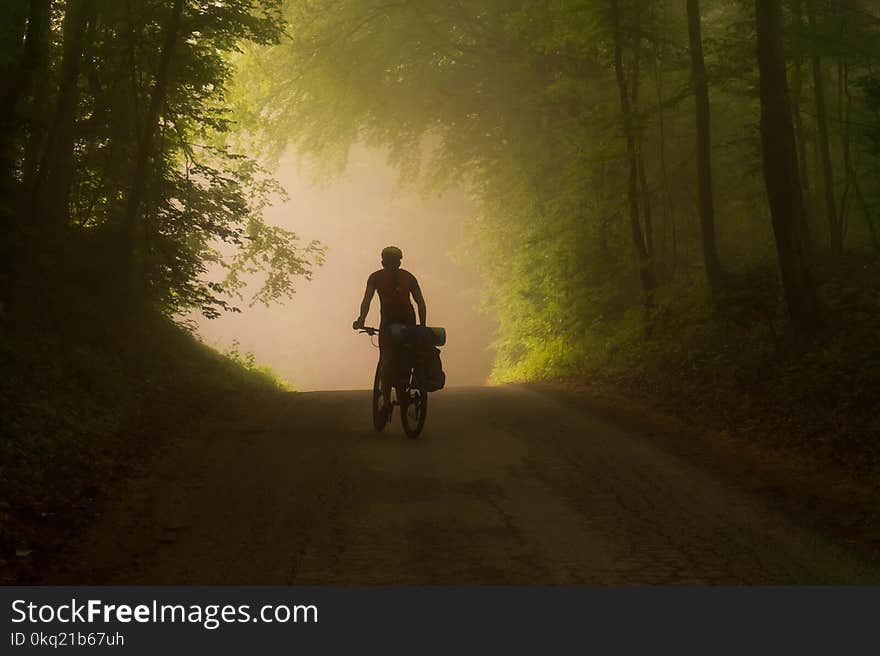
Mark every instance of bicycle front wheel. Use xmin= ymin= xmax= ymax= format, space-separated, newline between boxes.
xmin=400 ymin=383 xmax=428 ymax=438
xmin=372 ymin=360 xmax=388 ymax=431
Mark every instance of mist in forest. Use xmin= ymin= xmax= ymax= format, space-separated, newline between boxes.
xmin=194 ymin=146 xmax=494 ymax=390
xmin=5 ymin=0 xmax=880 ymax=591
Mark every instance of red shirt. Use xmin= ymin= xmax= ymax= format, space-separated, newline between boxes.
xmin=369 ymin=267 xmax=420 ymax=327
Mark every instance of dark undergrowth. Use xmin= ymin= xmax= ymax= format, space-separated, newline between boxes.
xmin=0 ymin=253 xmax=286 ymax=582
xmin=518 ymin=256 xmax=880 ymax=478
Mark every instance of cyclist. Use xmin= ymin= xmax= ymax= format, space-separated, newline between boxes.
xmin=353 ymin=246 xmax=427 ymax=417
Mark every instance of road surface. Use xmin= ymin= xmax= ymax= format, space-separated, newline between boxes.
xmin=48 ymin=386 xmax=880 ymax=584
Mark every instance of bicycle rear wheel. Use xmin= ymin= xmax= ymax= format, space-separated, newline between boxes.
xmin=400 ymin=380 xmax=428 ymax=438
xmin=372 ymin=360 xmax=388 ymax=431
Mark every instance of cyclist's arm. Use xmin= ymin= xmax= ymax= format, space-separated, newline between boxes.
xmin=412 ymin=276 xmax=427 ymax=326
xmin=356 ymin=276 xmax=376 ymax=326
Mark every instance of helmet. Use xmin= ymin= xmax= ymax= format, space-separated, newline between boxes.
xmin=381 ymin=245 xmax=403 ymax=261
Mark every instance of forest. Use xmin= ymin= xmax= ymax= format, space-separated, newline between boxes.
xmin=230 ymin=0 xmax=880 ymax=470
xmin=1 ymin=0 xmax=880 ymax=578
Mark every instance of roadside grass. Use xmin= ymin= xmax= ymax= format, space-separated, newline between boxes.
xmin=221 ymin=338 xmax=294 ymax=391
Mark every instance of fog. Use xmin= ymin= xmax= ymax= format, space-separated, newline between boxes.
xmin=195 ymin=146 xmax=495 ymax=391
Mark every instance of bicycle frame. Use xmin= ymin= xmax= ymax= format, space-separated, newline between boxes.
xmin=356 ymin=326 xmax=428 ymax=437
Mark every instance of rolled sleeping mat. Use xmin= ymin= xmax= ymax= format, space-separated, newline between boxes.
xmin=390 ymin=324 xmax=446 ymax=347
xmin=428 ymin=326 xmax=446 ymax=346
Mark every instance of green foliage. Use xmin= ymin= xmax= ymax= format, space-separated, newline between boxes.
xmin=231 ymin=0 xmax=880 ymax=383
xmin=222 ymin=338 xmax=293 ymax=389
xmin=2 ymin=0 xmax=322 ymax=319
xmin=221 ymin=0 xmax=880 ymax=464
xmin=0 ymin=1 xmax=321 ymax=566
xmin=3 ymin=1 xmax=880 ymax=524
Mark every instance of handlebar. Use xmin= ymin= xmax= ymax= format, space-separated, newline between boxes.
xmin=353 ymin=324 xmax=379 ymax=336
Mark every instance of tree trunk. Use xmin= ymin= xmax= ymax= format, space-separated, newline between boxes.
xmin=21 ymin=0 xmax=52 ymax=192
xmin=840 ymin=59 xmax=878 ymax=251
xmin=610 ymin=0 xmax=655 ymax=310
xmin=631 ymin=0 xmax=654 ymax=259
xmin=686 ymin=0 xmax=723 ymax=294
xmin=654 ymin=0 xmax=676 ymax=276
xmin=31 ymin=0 xmax=93 ymax=227
xmin=0 ymin=0 xmax=34 ymax=195
xmin=637 ymin=154 xmax=654 ymax=257
xmin=790 ymin=0 xmax=809 ymax=193
xmin=806 ymin=0 xmax=841 ymax=253
xmin=789 ymin=0 xmax=814 ymax=258
xmin=123 ymin=0 xmax=184 ymax=285
xmin=755 ymin=0 xmax=822 ymax=339
xmin=0 ymin=1 xmax=28 ymax=94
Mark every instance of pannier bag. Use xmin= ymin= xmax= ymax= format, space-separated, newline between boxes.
xmin=390 ymin=324 xmax=446 ymax=391
xmin=419 ymin=347 xmax=446 ymax=392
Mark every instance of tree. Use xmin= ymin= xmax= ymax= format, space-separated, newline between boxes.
xmin=610 ymin=0 xmax=655 ymax=311
xmin=686 ymin=0 xmax=723 ymax=293
xmin=235 ymin=0 xmax=880 ymax=377
xmin=631 ymin=0 xmax=654 ymax=261
xmin=755 ymin=0 xmax=822 ymax=338
xmin=31 ymin=0 xmax=94 ymax=228
xmin=123 ymin=0 xmax=185 ymax=289
xmin=2 ymin=0 xmax=321 ymax=320
xmin=20 ymin=0 xmax=52 ymax=192
xmin=789 ymin=0 xmax=810 ymax=200
xmin=0 ymin=0 xmax=31 ymax=196
xmin=806 ymin=0 xmax=841 ymax=253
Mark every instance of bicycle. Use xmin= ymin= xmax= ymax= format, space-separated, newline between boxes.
xmin=355 ymin=325 xmax=428 ymax=438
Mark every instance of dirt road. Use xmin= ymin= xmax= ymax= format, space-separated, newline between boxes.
xmin=48 ymin=386 xmax=880 ymax=584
